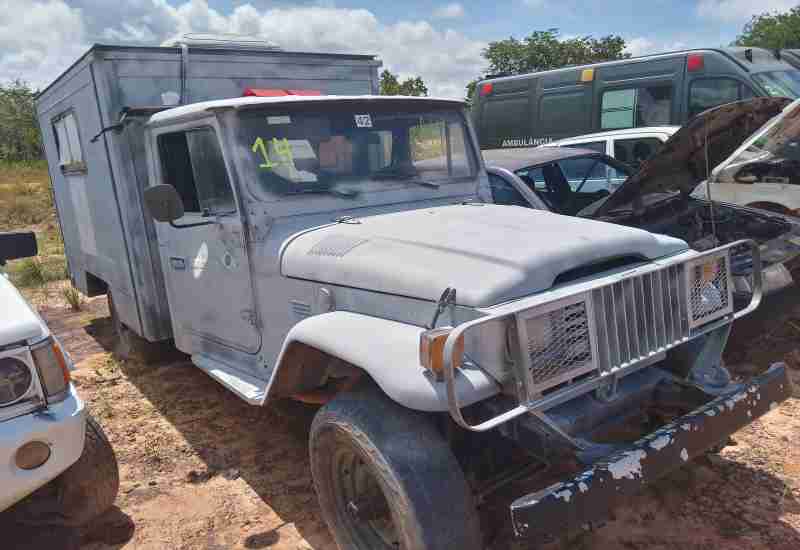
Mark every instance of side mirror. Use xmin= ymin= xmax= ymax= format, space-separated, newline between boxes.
xmin=734 ymin=169 xmax=758 ymax=184
xmin=0 ymin=232 xmax=37 ymax=264
xmin=143 ymin=184 xmax=184 ymax=223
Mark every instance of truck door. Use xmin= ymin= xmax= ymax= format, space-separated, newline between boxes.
xmin=153 ymin=125 xmax=261 ymax=354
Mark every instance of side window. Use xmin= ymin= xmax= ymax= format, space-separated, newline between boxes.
xmin=562 ymin=140 xmax=606 ymax=153
xmin=52 ymin=112 xmax=85 ymax=171
xmin=516 ymin=167 xmax=546 ymax=190
xmin=487 ymin=173 xmax=530 ymax=207
xmin=410 ymin=120 xmax=472 ymax=177
xmin=158 ymin=128 xmax=235 ymax=215
xmin=539 ymin=90 xmax=588 ymax=136
xmin=613 ymin=137 xmax=663 ymax=170
xmin=481 ymin=95 xmax=530 ymax=146
xmin=601 ymin=85 xmax=672 ymax=129
xmin=689 ymin=78 xmax=750 ymax=118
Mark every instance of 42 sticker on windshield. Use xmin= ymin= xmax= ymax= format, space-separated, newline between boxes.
xmin=354 ymin=114 xmax=372 ymax=128
xmin=251 ymin=137 xmax=294 ymax=169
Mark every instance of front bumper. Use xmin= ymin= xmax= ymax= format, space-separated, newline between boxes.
xmin=0 ymin=384 xmax=87 ymax=513
xmin=510 ymin=363 xmax=792 ymax=540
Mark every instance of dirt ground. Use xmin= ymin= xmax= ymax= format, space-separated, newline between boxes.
xmin=5 ymin=287 xmax=800 ymax=550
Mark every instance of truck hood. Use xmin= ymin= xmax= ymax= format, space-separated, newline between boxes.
xmin=0 ymin=275 xmax=45 ymax=344
xmin=281 ymin=204 xmax=688 ymax=308
xmin=594 ymin=97 xmax=792 ymax=217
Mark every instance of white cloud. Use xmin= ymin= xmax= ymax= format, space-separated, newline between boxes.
xmin=624 ymin=36 xmax=689 ymax=57
xmin=0 ymin=0 xmax=88 ymax=87
xmin=0 ymin=0 xmax=486 ymax=99
xmin=434 ymin=2 xmax=465 ymax=19
xmin=696 ymin=0 xmax=797 ymax=23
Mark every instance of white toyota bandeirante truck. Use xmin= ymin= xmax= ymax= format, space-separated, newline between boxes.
xmin=38 ymin=41 xmax=792 ymax=548
xmin=0 ymin=232 xmax=118 ymax=527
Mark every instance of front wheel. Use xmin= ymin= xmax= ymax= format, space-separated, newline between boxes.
xmin=310 ymin=384 xmax=482 ymax=550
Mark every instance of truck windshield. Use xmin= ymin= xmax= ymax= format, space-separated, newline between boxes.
xmin=752 ymin=70 xmax=800 ymax=99
xmin=234 ymin=106 xmax=475 ymax=199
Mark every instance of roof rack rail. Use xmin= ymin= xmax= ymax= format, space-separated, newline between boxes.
xmin=166 ymin=33 xmax=281 ymax=51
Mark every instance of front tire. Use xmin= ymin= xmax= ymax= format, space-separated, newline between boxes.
xmin=55 ymin=415 xmax=120 ymax=526
xmin=310 ymin=384 xmax=482 ymax=550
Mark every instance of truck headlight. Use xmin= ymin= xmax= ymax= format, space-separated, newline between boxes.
xmin=0 ymin=357 xmax=34 ymax=406
xmin=419 ymin=327 xmax=464 ymax=381
xmin=30 ymin=337 xmax=71 ymax=402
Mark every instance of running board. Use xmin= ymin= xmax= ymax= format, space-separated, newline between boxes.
xmin=192 ymin=354 xmax=268 ymax=405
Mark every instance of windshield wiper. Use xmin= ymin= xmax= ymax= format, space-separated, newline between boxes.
xmin=371 ymin=173 xmax=440 ymax=188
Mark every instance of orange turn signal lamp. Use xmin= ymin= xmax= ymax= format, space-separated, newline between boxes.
xmin=419 ymin=327 xmax=464 ymax=381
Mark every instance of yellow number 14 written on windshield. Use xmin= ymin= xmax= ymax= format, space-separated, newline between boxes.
xmin=251 ymin=137 xmax=294 ymax=169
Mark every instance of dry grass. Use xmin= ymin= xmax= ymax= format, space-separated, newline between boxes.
xmin=1 ymin=160 xmax=68 ymax=287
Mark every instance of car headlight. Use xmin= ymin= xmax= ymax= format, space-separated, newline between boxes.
xmin=0 ymin=357 xmax=34 ymax=406
xmin=30 ymin=337 xmax=71 ymax=402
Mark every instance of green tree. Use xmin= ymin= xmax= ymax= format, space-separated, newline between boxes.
xmin=465 ymin=29 xmax=630 ymax=101
xmin=735 ymin=7 xmax=800 ymax=49
xmin=380 ymin=69 xmax=428 ymax=96
xmin=0 ymin=80 xmax=41 ymax=162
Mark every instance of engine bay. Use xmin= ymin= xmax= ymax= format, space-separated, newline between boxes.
xmin=614 ymin=197 xmax=792 ymax=252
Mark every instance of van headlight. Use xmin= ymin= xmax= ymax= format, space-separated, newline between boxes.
xmin=0 ymin=357 xmax=34 ymax=406
xmin=30 ymin=337 xmax=71 ymax=402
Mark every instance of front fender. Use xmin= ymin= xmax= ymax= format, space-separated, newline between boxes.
xmin=265 ymin=311 xmax=500 ymax=412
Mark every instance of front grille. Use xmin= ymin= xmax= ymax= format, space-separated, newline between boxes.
xmin=591 ymin=264 xmax=689 ymax=373
xmin=526 ymin=301 xmax=592 ymax=387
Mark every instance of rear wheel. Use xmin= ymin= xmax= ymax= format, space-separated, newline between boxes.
xmin=310 ymin=384 xmax=482 ymax=550
xmin=108 ymin=291 xmax=171 ymax=362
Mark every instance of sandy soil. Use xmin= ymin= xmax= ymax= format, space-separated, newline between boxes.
xmin=4 ymin=288 xmax=800 ymax=550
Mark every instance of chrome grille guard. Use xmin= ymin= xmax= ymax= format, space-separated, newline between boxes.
xmin=442 ymin=240 xmax=762 ymax=432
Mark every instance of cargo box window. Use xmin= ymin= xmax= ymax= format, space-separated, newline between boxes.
xmin=601 ymin=85 xmax=672 ymax=129
xmin=689 ymin=78 xmax=754 ymax=118
xmin=158 ymin=128 xmax=235 ymax=215
xmin=52 ymin=112 xmax=85 ymax=171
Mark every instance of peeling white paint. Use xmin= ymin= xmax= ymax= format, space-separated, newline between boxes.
xmin=578 ymin=482 xmax=589 ymax=493
xmin=608 ymin=450 xmax=647 ymax=480
xmin=650 ymin=434 xmax=672 ymax=451
xmin=680 ymin=448 xmax=689 ymax=462
xmin=554 ymin=489 xmax=572 ymax=503
xmin=725 ymin=391 xmax=748 ymax=411
xmin=705 ymin=409 xmax=716 ymax=417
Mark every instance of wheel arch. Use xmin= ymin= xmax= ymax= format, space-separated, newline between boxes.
xmin=745 ymin=201 xmax=793 ymax=215
xmin=265 ymin=311 xmax=500 ymax=412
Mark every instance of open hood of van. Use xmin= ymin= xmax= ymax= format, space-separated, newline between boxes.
xmin=592 ymin=97 xmax=792 ymax=218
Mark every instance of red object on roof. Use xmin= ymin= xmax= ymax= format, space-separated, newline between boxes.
xmin=243 ymin=88 xmax=322 ymax=97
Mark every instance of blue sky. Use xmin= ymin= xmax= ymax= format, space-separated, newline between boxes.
xmin=1 ymin=0 xmax=795 ymax=97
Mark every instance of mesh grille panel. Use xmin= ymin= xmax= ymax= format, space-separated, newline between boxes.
xmin=688 ymin=255 xmax=731 ymax=326
xmin=526 ymin=301 xmax=592 ymax=386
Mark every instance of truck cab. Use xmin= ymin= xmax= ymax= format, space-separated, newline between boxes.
xmin=135 ymin=94 xmax=792 ymax=548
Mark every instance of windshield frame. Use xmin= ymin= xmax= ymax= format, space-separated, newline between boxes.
xmin=223 ymin=101 xmax=482 ymax=216
xmin=513 ymin=152 xmax=635 ymax=215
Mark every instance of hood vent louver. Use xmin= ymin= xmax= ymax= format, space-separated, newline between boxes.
xmin=308 ymin=235 xmax=368 ymax=258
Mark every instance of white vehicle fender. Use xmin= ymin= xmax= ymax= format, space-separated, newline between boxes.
xmin=266 ymin=311 xmax=500 ymax=412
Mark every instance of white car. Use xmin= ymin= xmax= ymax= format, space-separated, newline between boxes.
xmin=0 ymin=232 xmax=118 ymax=526
xmin=544 ymin=126 xmax=679 ymax=171
xmin=546 ymin=117 xmax=800 ymax=215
